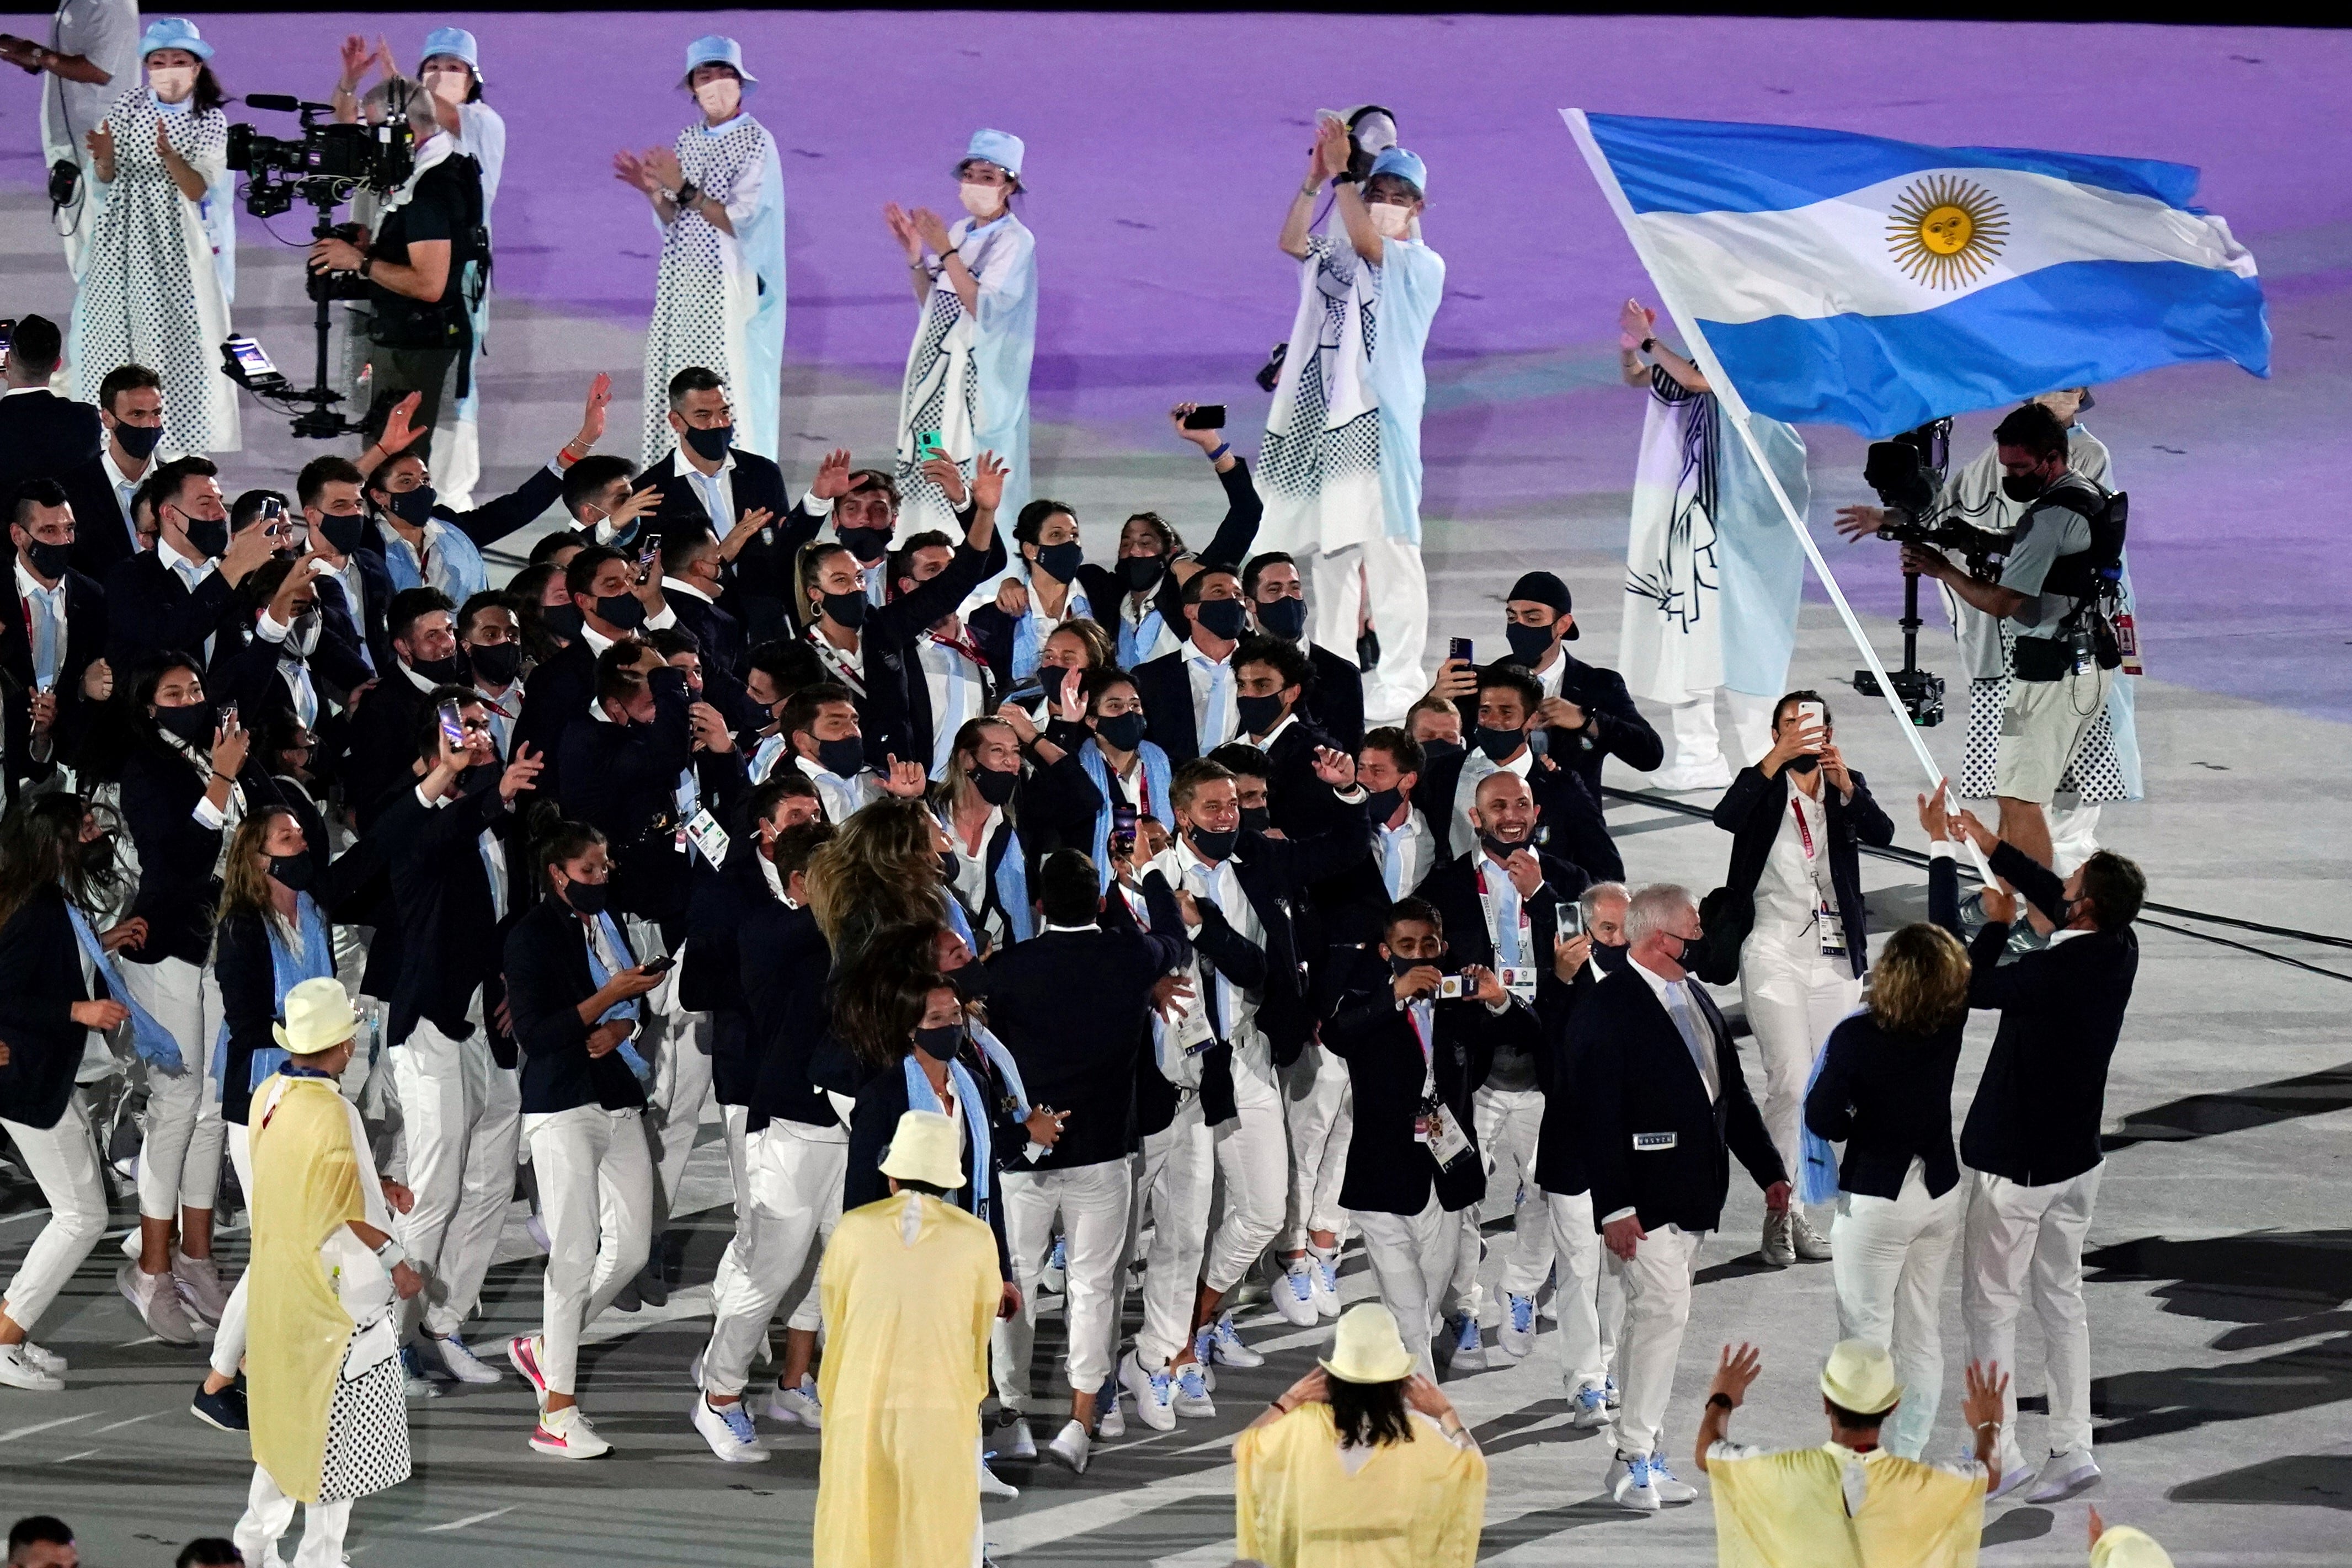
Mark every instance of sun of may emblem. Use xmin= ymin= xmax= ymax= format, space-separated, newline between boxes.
xmin=1886 ymin=174 xmax=2010 ymax=290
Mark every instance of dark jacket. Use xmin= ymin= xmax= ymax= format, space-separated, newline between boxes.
xmin=58 ymin=452 xmax=146 ymax=583
xmin=1325 ymin=985 xmax=1535 ymax=1215
xmin=979 ymin=923 xmax=1190 ymax=1170
xmin=1413 ymin=845 xmax=1590 ymax=1090
xmin=2 ymin=562 xmax=107 ymax=802
xmin=0 ymin=887 xmax=98 ymax=1130
xmin=557 ymin=668 xmax=738 ymax=929
xmin=1075 ymin=455 xmax=1264 ymax=670
xmin=1573 ymin=961 xmax=1786 ymax=1234
xmin=342 ymin=670 xmax=439 ymax=831
xmin=666 ymin=585 xmax=746 ymax=684
xmin=0 ymin=390 xmax=103 ymax=494
xmin=102 ymin=547 xmax=241 ymax=674
xmin=1713 ymin=762 xmax=1896 ymax=979
xmin=513 ymin=638 xmax=596 ymax=801
xmin=681 ymin=836 xmax=775 ymax=1105
xmin=1131 ymin=641 xmax=1224 ymax=767
xmin=638 ymin=449 xmax=798 ymax=643
xmin=378 ymin=768 xmax=521 ymax=1061
xmin=1953 ymin=843 xmax=2138 ymax=1187
xmin=1804 ymin=1006 xmax=1966 ymax=1202
xmin=1258 ymin=717 xmax=1350 ymax=842
xmin=1414 ymin=745 xmax=1617 ymax=882
xmin=844 ymin=1052 xmax=1014 ymax=1280
xmin=1298 ymin=641 xmax=1366 ymax=755
xmin=211 ymin=596 xmax=373 ymax=743
xmin=739 ymin=894 xmax=836 ymax=1133
xmin=839 ymin=533 xmax=1010 ymax=775
xmin=1532 ymin=945 xmax=1631 ymax=1197
xmin=504 ymin=892 xmax=652 ymax=1117
xmin=116 ymin=748 xmax=286 ymax=967
xmin=1518 ymin=650 xmax=1665 ymax=799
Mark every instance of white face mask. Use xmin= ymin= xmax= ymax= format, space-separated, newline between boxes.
xmin=694 ymin=77 xmax=742 ymax=120
xmin=959 ymin=180 xmax=1006 ymax=220
xmin=1368 ymin=202 xmax=1413 ymax=239
xmin=148 ymin=65 xmax=198 ymax=102
xmin=423 ymin=65 xmax=470 ymax=106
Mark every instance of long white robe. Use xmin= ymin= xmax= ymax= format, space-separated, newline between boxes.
xmin=893 ymin=211 xmax=1038 ymax=546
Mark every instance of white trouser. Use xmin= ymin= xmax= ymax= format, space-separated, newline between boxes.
xmin=1131 ymin=1095 xmax=1213 ymax=1368
xmin=391 ymin=1017 xmax=522 ymax=1338
xmin=1352 ymin=1192 xmax=1460 ymax=1378
xmin=1279 ymin=1045 xmax=1352 ymax=1252
xmin=1204 ymin=1061 xmax=1289 ymax=1293
xmin=709 ymin=1102 xmax=754 ymax=1315
xmin=1450 ymin=1085 xmax=1552 ymax=1315
xmin=211 ymin=1122 xmax=255 ymax=1379
xmin=1832 ymin=1161 xmax=1963 ymax=1458
xmin=1 ymin=1102 xmax=109 ymax=1331
xmin=994 ymin=1160 xmax=1134 ymax=1406
xmin=1963 ymin=1163 xmax=2103 ymax=1460
xmin=119 ymin=956 xmax=227 ymax=1220
xmin=524 ymin=1104 xmax=654 ymax=1398
xmin=629 ymin=923 xmax=714 ymax=1242
xmin=234 ymin=1466 xmax=353 ymax=1568
xmin=701 ymin=1121 xmax=846 ymax=1398
xmin=2048 ymin=803 xmax=2103 ymax=877
xmin=1544 ymin=1188 xmax=1622 ymax=1395
xmin=1660 ymin=691 xmax=1779 ymax=779
xmin=1739 ymin=927 xmax=1862 ymax=1188
xmin=1306 ymin=534 xmax=1426 ymax=721
xmin=1610 ymin=1223 xmax=1703 ymax=1459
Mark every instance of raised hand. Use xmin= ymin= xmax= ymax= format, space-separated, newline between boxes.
xmin=337 ymin=34 xmax=372 ymax=90
xmin=810 ymin=447 xmax=854 ymax=500
xmin=499 ymin=740 xmax=545 ymax=802
xmin=1170 ymin=402 xmax=1220 ymax=452
xmin=210 ymin=714 xmax=250 ymax=779
xmin=970 ymin=451 xmax=1008 ymax=514
xmin=376 ymin=391 xmax=425 ymax=458
xmin=1551 ymin=930 xmax=1592 ymax=982
xmin=1618 ymin=297 xmax=1655 ymax=347
xmin=994 ymin=701 xmax=1038 ymax=745
xmin=1709 ymin=1341 xmax=1764 ymax=1407
xmin=1310 ymin=115 xmax=1350 ymax=183
xmin=910 ymin=206 xmax=954 ymax=254
xmin=1917 ymin=776 xmax=1954 ymax=842
xmin=612 ymin=149 xmax=657 ymax=195
xmin=919 ymin=454 xmax=968 ymax=505
xmin=575 ymin=371 xmax=612 ymax=448
xmin=880 ymin=755 xmax=927 ymax=798
xmin=883 ymin=201 xmax=922 ymax=262
xmin=1309 ymin=745 xmax=1356 ymax=790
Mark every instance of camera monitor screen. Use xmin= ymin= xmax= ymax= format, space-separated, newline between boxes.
xmin=226 ymin=337 xmax=279 ymax=380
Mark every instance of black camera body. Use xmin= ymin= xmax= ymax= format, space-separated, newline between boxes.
xmin=226 ymin=94 xmax=413 ymax=220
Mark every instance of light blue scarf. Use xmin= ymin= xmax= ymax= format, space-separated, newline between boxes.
xmin=1116 ymin=603 xmax=1167 ymax=670
xmin=579 ymin=909 xmax=655 ymax=1085
xmin=968 ymin=1020 xmax=1030 ymax=1121
xmin=216 ymin=894 xmax=336 ymax=1102
xmin=993 ymin=822 xmax=1034 ymax=945
xmin=905 ymin=1050 xmax=991 ymax=1222
xmin=1797 ymin=1037 xmax=1843 ymax=1207
xmin=62 ymin=895 xmax=182 ymax=1072
xmin=380 ymin=516 xmax=489 ymax=602
xmin=1078 ymin=738 xmax=1172 ymax=891
xmin=1009 ymin=573 xmax=1091 ymax=684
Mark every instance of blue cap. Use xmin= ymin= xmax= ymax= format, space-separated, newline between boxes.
xmin=681 ymin=35 xmax=758 ymax=92
xmin=420 ymin=26 xmax=482 ymax=84
xmin=1368 ymin=146 xmax=1427 ymax=197
xmin=960 ymin=129 xmax=1025 ymax=183
xmin=138 ymin=17 xmax=214 ymax=63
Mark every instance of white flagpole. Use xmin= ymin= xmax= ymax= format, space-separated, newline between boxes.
xmin=1564 ymin=108 xmax=1988 ymax=878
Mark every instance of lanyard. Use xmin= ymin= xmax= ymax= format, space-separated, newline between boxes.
xmin=1473 ymin=861 xmax=1532 ymax=966
xmin=1790 ymin=796 xmax=1816 ymax=859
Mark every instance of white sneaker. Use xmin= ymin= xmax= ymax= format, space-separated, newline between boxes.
xmin=761 ymin=1375 xmax=823 ymax=1430
xmin=507 ymin=1333 xmax=551 ymax=1401
xmin=1760 ymin=1208 xmax=1795 ymax=1267
xmin=0 ymin=1344 xmax=65 ymax=1393
xmin=1039 ymin=1235 xmax=1068 ymax=1298
xmin=531 ymin=1405 xmax=611 ymax=1459
xmin=1986 ymin=1444 xmax=2035 ymax=1500
xmin=427 ymin=1333 xmax=504 ymax=1385
xmin=1647 ymin=1454 xmax=1698 ymax=1504
xmin=1307 ymin=1250 xmax=1341 ymax=1319
xmin=1199 ymin=1315 xmax=1265 ymax=1369
xmin=1608 ymin=1452 xmax=1661 ymax=1512
xmin=19 ymin=1342 xmax=66 ymax=1375
xmin=1170 ymin=1361 xmax=1215 ymax=1418
xmin=1569 ymin=1384 xmax=1610 ymax=1429
xmin=1120 ymin=1352 xmax=1176 ymax=1432
xmin=1651 ymin=758 xmax=1732 ymax=792
xmin=691 ymin=1394 xmax=771 ymax=1463
xmin=1271 ymin=1258 xmax=1319 ymax=1327
xmin=978 ymin=1462 xmax=1020 ymax=1500
xmin=118 ymin=1261 xmax=199 ymax=1345
xmin=171 ymin=1250 xmax=229 ymax=1326
xmin=999 ymin=1414 xmax=1037 ymax=1461
xmin=1047 ymin=1418 xmax=1091 ymax=1474
xmin=1095 ymin=1382 xmax=1126 ymax=1439
xmin=2026 ymin=1447 xmax=2100 ymax=1502
xmin=1790 ymin=1209 xmax=1834 ymax=1262
xmin=689 ymin=1350 xmax=706 ymax=1389
xmin=1498 ymin=1293 xmax=1537 ymax=1359
xmin=1448 ymin=1313 xmax=1484 ymax=1372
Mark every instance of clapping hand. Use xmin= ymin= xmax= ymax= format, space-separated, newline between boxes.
xmin=613 ymin=149 xmax=660 ymax=195
xmin=645 ymin=146 xmax=685 ymax=193
xmin=910 ymin=206 xmax=954 ymax=254
xmin=1618 ymin=297 xmax=1655 ymax=349
xmin=1309 ymin=115 xmax=1349 ymax=184
xmin=883 ymin=202 xmax=923 ymax=263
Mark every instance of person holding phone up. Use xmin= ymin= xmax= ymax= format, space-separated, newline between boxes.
xmin=1709 ymin=691 xmax=1894 ymax=1268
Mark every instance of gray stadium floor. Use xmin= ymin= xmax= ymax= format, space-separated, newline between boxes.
xmin=6 ymin=199 xmax=2351 ymax=1565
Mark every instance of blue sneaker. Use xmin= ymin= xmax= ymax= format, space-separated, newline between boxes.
xmin=1449 ymin=1312 xmax=1484 ymax=1372
xmin=691 ymin=1393 xmax=771 ymax=1463
xmin=1272 ymin=1259 xmax=1318 ymax=1326
xmin=190 ymin=1378 xmax=248 ymax=1431
xmin=1648 ymin=1454 xmax=1697 ymax=1503
xmin=1499 ymin=1293 xmax=1537 ymax=1359
xmin=1308 ymin=1251 xmax=1341 ymax=1319
xmin=1570 ymin=1383 xmax=1609 ymax=1428
xmin=1202 ymin=1314 xmax=1265 ymax=1369
xmin=1610 ymin=1452 xmax=1661 ymax=1511
xmin=1171 ymin=1360 xmax=1215 ymax=1418
xmin=1604 ymin=1377 xmax=1620 ymax=1410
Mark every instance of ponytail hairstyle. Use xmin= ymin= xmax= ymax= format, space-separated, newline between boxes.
xmin=931 ymin=716 xmax=1020 ymax=825
xmin=0 ymin=794 xmax=93 ymax=934
xmin=530 ymin=814 xmax=606 ymax=908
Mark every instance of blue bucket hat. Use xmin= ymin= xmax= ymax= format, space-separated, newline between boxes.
xmin=419 ymin=26 xmax=482 ymax=85
xmin=1368 ymin=146 xmax=1427 ymax=198
xmin=139 ymin=17 xmax=214 ymax=63
xmin=959 ymin=128 xmax=1025 ymax=184
xmin=681 ymin=35 xmax=757 ymax=93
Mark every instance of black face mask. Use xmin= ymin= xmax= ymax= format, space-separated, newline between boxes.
xmin=595 ymin=591 xmax=647 ymax=633
xmin=269 ymin=851 xmax=314 ymax=892
xmin=1389 ymin=952 xmax=1440 ymax=984
xmin=1783 ymin=753 xmax=1820 ymax=775
xmin=1592 ymin=941 xmax=1633 ymax=974
xmin=1235 ymin=691 xmax=1285 ymax=737
xmin=815 ymin=734 xmax=866 ymax=777
xmin=559 ymin=876 xmax=608 ymax=916
xmin=1505 ymin=621 xmax=1556 ymax=665
xmin=946 ymin=966 xmax=981 ymax=1002
xmin=1092 ymin=712 xmax=1145 ymax=753
xmin=972 ymin=765 xmax=1018 ymax=807
xmin=1363 ymin=786 xmax=1402 ymax=823
xmin=317 ymin=512 xmax=367 ymax=556
xmin=1240 ymin=804 xmax=1271 ymax=834
xmin=820 ymin=589 xmax=869 ymax=630
xmin=1191 ymin=598 xmax=1248 ymax=642
xmin=153 ymin=701 xmax=217 ymax=748
xmin=386 ymin=486 xmax=437 ymax=527
xmin=1033 ymin=541 xmax=1084 ymax=583
xmin=468 ymin=640 xmax=524 ymax=687
xmin=180 ymin=514 xmax=228 ymax=559
xmin=1256 ymin=596 xmax=1308 ymax=642
xmin=408 ymin=650 xmax=466 ymax=684
xmin=838 ymin=525 xmax=891 ymax=564
xmin=1475 ymin=726 xmax=1526 ymax=764
xmin=914 ymin=1022 xmax=965 ymax=1061
xmin=2001 ymin=471 xmax=2051 ymax=504
xmin=1419 ymin=737 xmax=1463 ymax=766
xmin=1187 ymin=823 xmax=1239 ymax=862
xmin=1117 ymin=555 xmax=1165 ymax=593
xmin=684 ymin=423 xmax=733 ymax=462
xmin=115 ymin=422 xmax=164 ymax=461
xmin=543 ymin=602 xmax=585 ymax=642
xmin=1479 ymin=830 xmax=1530 ymax=862
xmin=21 ymin=538 xmax=72 ymax=580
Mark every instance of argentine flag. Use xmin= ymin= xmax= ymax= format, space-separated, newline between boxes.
xmin=1565 ymin=110 xmax=2270 ymax=438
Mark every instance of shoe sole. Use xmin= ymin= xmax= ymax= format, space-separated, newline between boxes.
xmin=189 ymin=1399 xmax=245 ymax=1431
xmin=530 ymin=1437 xmax=611 ymax=1459
xmin=1614 ymin=1490 xmax=1662 ymax=1512
xmin=435 ymin=1349 xmax=504 ymax=1385
xmin=0 ymin=1370 xmax=64 ymax=1394
xmin=2029 ymin=1470 xmax=2100 ymax=1504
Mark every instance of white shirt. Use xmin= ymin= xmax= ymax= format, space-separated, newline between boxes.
xmin=1756 ymin=774 xmax=1836 ymax=933
xmin=381 ymin=516 xmax=470 ymax=600
xmin=1374 ymin=803 xmax=1434 ymax=900
xmin=160 ymin=536 xmax=220 ymax=663
xmin=1473 ymin=850 xmax=1532 ymax=968
xmin=679 ymin=449 xmax=738 ymax=533
xmin=1249 ymin=710 xmax=1300 ymax=753
xmin=1180 ymin=639 xmax=1238 ymax=751
xmin=14 ymin=558 xmax=70 ymax=691
xmin=944 ymin=803 xmax=1004 ymax=942
xmin=324 ymin=551 xmax=371 ymax=673
xmin=474 ymin=679 xmax=521 ymax=758
xmin=796 ymin=750 xmax=876 ymax=823
xmin=919 ymin=633 xmax=989 ymax=779
xmin=99 ymin=441 xmax=157 ymax=552
xmin=579 ymin=604 xmax=677 ymax=659
xmin=1164 ymin=838 xmax=1266 ymax=1060
xmin=1449 ymin=745 xmax=1533 ymax=858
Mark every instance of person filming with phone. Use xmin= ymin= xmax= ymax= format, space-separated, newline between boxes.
xmin=1709 ymin=691 xmax=1893 ymax=1268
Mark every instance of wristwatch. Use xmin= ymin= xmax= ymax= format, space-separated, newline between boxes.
xmin=358 ymin=255 xmax=375 ymax=280
xmin=1640 ymin=337 xmax=1657 ymax=355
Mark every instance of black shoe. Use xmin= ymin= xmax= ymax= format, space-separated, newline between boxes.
xmin=191 ymin=1379 xmax=249 ymax=1431
xmin=635 ymin=1261 xmax=669 ymax=1309
xmin=612 ymin=1279 xmax=644 ymax=1314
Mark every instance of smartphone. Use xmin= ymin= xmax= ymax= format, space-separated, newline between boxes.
xmin=916 ymin=429 xmax=945 ymax=458
xmin=1556 ymin=900 xmax=1583 ymax=938
xmin=217 ymin=700 xmax=238 ymax=731
xmin=1796 ymin=699 xmax=1826 ymax=746
xmin=1181 ymin=404 xmax=1227 ymax=431
xmin=1448 ymin=637 xmax=1474 ymax=666
xmin=1111 ymin=803 xmax=1139 ymax=854
xmin=0 ymin=318 xmax=12 ymax=374
xmin=639 ymin=954 xmax=676 ymax=977
xmin=436 ymin=700 xmax=465 ymax=752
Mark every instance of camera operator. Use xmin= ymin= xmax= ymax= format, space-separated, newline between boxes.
xmin=307 ymin=79 xmax=483 ymax=471
xmin=1 ymin=0 xmax=139 ymax=269
xmin=1896 ymin=404 xmax=2115 ymax=878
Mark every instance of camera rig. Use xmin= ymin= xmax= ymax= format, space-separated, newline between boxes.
xmin=1849 ymin=419 xmax=1986 ymax=729
xmin=219 ymin=93 xmax=414 ymax=440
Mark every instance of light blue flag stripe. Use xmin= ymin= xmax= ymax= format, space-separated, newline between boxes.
xmin=1583 ymin=112 xmax=2202 ymax=217
xmin=1702 ymin=258 xmax=2269 ymax=438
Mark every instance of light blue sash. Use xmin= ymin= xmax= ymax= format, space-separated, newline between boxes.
xmin=904 ymin=1051 xmax=991 ymax=1222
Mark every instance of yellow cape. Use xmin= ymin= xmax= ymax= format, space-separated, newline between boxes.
xmin=244 ymin=1075 xmax=367 ymax=1503
xmin=813 ymin=1192 xmax=1001 ymax=1568
xmin=1709 ymin=1443 xmax=1985 ymax=1568
xmin=1234 ymin=1404 xmax=1488 ymax=1568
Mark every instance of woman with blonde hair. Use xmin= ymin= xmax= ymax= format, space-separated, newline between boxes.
xmin=930 ymin=711 xmax=1098 ymax=953
xmin=1801 ymin=918 xmax=1972 ymax=1459
xmin=805 ymin=796 xmax=963 ymax=959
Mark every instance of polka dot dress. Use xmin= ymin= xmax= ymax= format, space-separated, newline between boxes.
xmin=1960 ymin=665 xmax=2128 ymax=804
xmin=70 ymin=88 xmax=239 ymax=452
xmin=894 ymin=284 xmax=978 ymax=522
xmin=315 ymin=1333 xmax=411 ymax=1501
xmin=1260 ymin=237 xmax=1381 ymax=503
xmin=641 ymin=116 xmax=776 ymax=465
